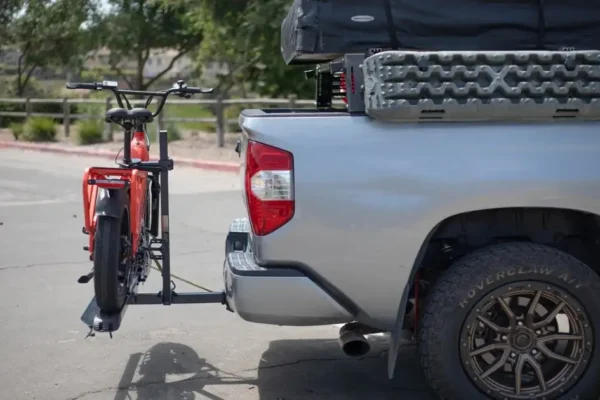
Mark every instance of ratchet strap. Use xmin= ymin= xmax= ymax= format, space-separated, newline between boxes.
xmin=382 ymin=0 xmax=400 ymax=50
xmin=151 ymin=259 xmax=213 ymax=292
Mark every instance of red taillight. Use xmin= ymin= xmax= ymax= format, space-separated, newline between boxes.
xmin=244 ymin=141 xmax=294 ymax=236
xmin=340 ymin=72 xmax=348 ymax=104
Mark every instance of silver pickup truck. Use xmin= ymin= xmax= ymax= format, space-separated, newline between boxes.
xmin=222 ymin=50 xmax=600 ymax=399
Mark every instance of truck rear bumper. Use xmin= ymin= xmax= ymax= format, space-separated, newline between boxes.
xmin=223 ymin=218 xmax=352 ymax=326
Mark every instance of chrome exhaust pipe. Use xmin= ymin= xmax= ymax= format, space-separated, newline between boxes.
xmin=339 ymin=329 xmax=370 ymax=357
xmin=338 ymin=322 xmax=382 ymax=358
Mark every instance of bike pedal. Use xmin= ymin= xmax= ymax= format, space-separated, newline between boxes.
xmin=78 ymin=272 xmax=94 ymax=284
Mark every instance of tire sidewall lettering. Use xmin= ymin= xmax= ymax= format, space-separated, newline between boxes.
xmin=459 ymin=265 xmax=583 ymax=309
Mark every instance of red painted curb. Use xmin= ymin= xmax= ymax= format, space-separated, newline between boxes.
xmin=0 ymin=141 xmax=240 ymax=173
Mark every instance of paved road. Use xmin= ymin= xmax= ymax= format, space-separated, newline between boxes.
xmin=0 ymin=148 xmax=436 ymax=400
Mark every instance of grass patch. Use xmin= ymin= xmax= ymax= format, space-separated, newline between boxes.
xmin=163 ymin=103 xmax=243 ymax=133
xmin=147 ymin=122 xmax=182 ymax=143
xmin=164 ymin=104 xmax=215 ymax=132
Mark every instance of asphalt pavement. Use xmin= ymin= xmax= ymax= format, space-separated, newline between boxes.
xmin=0 ymin=148 xmax=436 ymax=400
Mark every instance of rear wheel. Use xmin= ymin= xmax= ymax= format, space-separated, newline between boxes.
xmin=419 ymin=243 xmax=600 ymax=399
xmin=93 ymin=211 xmax=131 ymax=312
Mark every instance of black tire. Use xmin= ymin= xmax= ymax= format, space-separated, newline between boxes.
xmin=419 ymin=242 xmax=600 ymax=400
xmin=93 ymin=212 xmax=130 ymax=313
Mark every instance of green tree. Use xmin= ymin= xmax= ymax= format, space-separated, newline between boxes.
xmin=194 ymin=0 xmax=313 ymax=99
xmin=97 ymin=0 xmax=203 ymax=90
xmin=10 ymin=0 xmax=96 ymax=96
xmin=0 ymin=0 xmax=22 ymax=48
xmin=242 ymin=0 xmax=314 ymax=99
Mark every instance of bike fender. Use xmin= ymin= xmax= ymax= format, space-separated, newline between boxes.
xmin=95 ymin=187 xmax=128 ymax=219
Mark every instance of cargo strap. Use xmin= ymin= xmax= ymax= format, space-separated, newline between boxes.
xmin=383 ymin=0 xmax=400 ymax=49
xmin=536 ymin=0 xmax=546 ymax=49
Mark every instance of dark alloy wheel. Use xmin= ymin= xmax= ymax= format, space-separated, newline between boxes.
xmin=419 ymin=243 xmax=600 ymax=400
xmin=460 ymin=282 xmax=592 ymax=398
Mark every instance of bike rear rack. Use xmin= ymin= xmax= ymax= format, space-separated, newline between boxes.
xmin=80 ymin=129 xmax=226 ymax=336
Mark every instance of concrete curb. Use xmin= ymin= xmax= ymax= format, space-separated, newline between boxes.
xmin=0 ymin=141 xmax=240 ymax=173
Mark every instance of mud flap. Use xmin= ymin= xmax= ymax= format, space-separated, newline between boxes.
xmin=387 ymin=280 xmax=413 ymax=379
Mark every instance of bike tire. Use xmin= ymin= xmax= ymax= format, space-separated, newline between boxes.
xmin=93 ymin=212 xmax=130 ymax=313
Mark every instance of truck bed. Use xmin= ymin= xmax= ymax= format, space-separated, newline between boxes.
xmin=239 ymin=110 xmax=600 ymax=329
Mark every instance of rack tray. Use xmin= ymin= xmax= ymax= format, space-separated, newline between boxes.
xmin=362 ymin=50 xmax=600 ymax=122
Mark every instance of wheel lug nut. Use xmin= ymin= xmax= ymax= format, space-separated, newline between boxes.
xmin=536 ymin=330 xmax=542 ymax=335
xmin=532 ymin=349 xmax=538 ymax=355
xmin=502 ymin=335 xmax=507 ymax=340
xmin=517 ymin=321 xmax=523 ymax=326
xmin=511 ymin=352 xmax=517 ymax=358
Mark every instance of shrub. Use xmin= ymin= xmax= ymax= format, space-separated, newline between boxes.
xmin=76 ymin=118 xmax=104 ymax=145
xmin=146 ymin=122 xmax=182 ymax=143
xmin=21 ymin=117 xmax=57 ymax=142
xmin=0 ymin=103 xmax=24 ymax=128
xmin=9 ymin=122 xmax=24 ymax=140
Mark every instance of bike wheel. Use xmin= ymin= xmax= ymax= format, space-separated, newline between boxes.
xmin=93 ymin=211 xmax=131 ymax=313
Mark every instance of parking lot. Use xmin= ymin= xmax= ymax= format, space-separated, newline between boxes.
xmin=0 ymin=148 xmax=435 ymax=400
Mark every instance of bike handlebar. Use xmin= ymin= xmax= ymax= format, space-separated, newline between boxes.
xmin=65 ymin=80 xmax=213 ymax=118
xmin=66 ymin=82 xmax=100 ymax=90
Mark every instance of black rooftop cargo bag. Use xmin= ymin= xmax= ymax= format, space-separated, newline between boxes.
xmin=280 ymin=0 xmax=600 ymax=65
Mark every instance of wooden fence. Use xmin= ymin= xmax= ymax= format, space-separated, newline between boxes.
xmin=0 ymin=96 xmax=344 ymax=147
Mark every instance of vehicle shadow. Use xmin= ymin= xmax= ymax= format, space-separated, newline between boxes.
xmin=256 ymin=335 xmax=437 ymax=400
xmin=113 ymin=336 xmax=436 ymax=400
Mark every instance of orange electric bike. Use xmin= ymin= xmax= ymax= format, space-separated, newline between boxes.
xmin=67 ymin=80 xmax=226 ymax=335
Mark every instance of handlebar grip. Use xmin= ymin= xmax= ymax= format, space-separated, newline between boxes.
xmin=66 ymin=82 xmax=98 ymax=90
xmin=184 ymin=86 xmax=214 ymax=94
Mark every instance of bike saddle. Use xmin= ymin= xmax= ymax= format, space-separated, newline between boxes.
xmin=105 ymin=107 xmax=154 ymax=125
xmin=129 ymin=108 xmax=153 ymax=124
xmin=105 ymin=107 xmax=129 ymax=124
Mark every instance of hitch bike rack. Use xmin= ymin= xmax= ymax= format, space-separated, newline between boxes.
xmin=80 ymin=130 xmax=227 ymax=336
